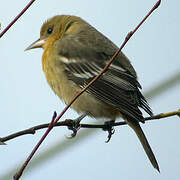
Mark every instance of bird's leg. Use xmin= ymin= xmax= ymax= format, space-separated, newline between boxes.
xmin=103 ymin=120 xmax=115 ymax=143
xmin=66 ymin=112 xmax=89 ymax=139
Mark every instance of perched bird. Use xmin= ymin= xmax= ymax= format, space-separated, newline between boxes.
xmin=26 ymin=15 xmax=159 ymax=171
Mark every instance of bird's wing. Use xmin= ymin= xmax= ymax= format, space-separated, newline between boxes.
xmin=56 ymin=34 xmax=152 ymax=122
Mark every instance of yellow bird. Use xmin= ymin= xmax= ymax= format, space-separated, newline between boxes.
xmin=26 ymin=15 xmax=159 ymax=171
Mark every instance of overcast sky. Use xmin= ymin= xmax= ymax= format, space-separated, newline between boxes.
xmin=0 ymin=1 xmax=180 ymax=180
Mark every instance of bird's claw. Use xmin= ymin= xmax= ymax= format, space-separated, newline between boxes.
xmin=66 ymin=119 xmax=81 ymax=139
xmin=105 ymin=127 xmax=115 ymax=143
xmin=65 ymin=113 xmax=88 ymax=138
xmin=103 ymin=121 xmax=115 ymax=143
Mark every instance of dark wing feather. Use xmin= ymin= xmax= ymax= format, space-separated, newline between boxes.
xmin=66 ymin=62 xmax=152 ymax=122
xmin=56 ymin=31 xmax=153 ymax=122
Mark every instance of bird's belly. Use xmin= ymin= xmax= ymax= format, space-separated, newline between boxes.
xmin=45 ymin=69 xmax=119 ymax=119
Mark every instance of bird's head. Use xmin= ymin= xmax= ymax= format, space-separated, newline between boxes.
xmin=25 ymin=15 xmax=84 ymax=51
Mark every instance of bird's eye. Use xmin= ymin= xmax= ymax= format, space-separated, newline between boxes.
xmin=47 ymin=27 xmax=53 ymax=34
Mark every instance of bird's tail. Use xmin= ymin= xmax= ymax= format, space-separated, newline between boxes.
xmin=126 ymin=119 xmax=160 ymax=172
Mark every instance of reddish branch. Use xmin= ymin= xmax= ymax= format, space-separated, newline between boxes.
xmin=0 ymin=0 xmax=36 ymax=38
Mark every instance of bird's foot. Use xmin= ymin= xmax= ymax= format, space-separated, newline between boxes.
xmin=66 ymin=113 xmax=88 ymax=139
xmin=103 ymin=120 xmax=115 ymax=143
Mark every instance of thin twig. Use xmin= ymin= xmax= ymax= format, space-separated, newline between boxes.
xmin=0 ymin=0 xmax=36 ymax=38
xmin=1 ymin=109 xmax=179 ymax=145
xmin=13 ymin=112 xmax=57 ymax=180
xmin=13 ymin=1 xmax=161 ymax=179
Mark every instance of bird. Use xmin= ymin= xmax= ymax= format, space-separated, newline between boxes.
xmin=26 ymin=15 xmax=159 ymax=171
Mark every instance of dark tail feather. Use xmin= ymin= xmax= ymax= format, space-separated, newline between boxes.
xmin=126 ymin=119 xmax=160 ymax=172
xmin=137 ymin=91 xmax=153 ymax=116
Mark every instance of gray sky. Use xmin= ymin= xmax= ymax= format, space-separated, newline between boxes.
xmin=0 ymin=0 xmax=180 ymax=179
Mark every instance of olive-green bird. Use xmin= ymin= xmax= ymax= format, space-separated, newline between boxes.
xmin=26 ymin=15 xmax=159 ymax=171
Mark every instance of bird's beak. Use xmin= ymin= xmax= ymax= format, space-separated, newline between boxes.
xmin=25 ymin=38 xmax=46 ymax=51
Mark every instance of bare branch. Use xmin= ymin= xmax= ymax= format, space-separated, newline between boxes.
xmin=13 ymin=111 xmax=57 ymax=180
xmin=0 ymin=0 xmax=36 ymax=38
xmin=2 ymin=109 xmax=178 ymax=145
